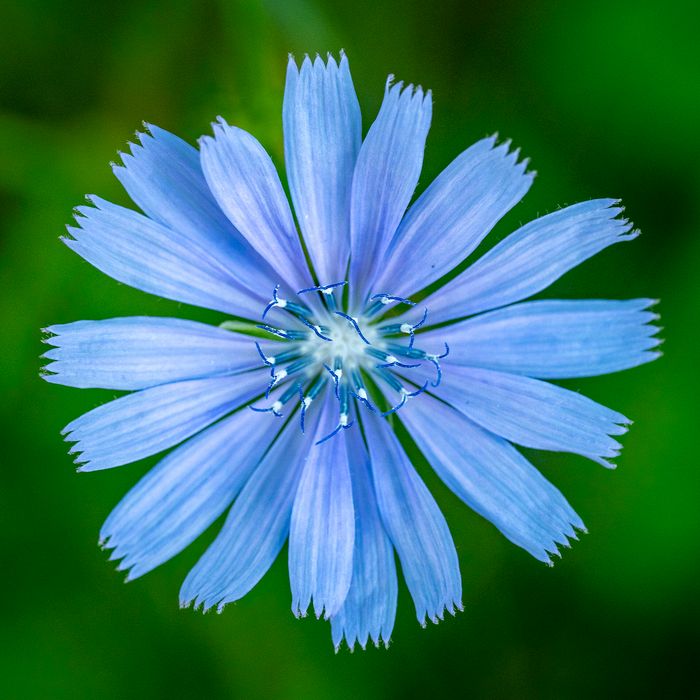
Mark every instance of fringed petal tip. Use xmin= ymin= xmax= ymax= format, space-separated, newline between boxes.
xmin=417 ymin=599 xmax=464 ymax=628
xmin=290 ymin=51 xmax=346 ymax=72
xmin=484 ymin=134 xmax=535 ymax=181
xmin=540 ymin=521 xmax=588 ymax=567
xmin=333 ymin=631 xmax=393 ymax=654
xmin=292 ymin=598 xmax=341 ymax=621
xmin=383 ymin=76 xmax=432 ymax=106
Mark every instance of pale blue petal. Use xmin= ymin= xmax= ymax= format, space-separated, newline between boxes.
xmin=424 ymin=299 xmax=661 ymax=378
xmin=349 ymin=79 xmax=432 ymax=309
xmin=63 ymin=371 xmax=268 ymax=471
xmin=373 ymin=136 xmax=533 ymax=299
xmin=200 ymin=119 xmax=313 ymax=294
xmin=330 ymin=428 xmax=397 ymax=651
xmin=113 ymin=124 xmax=278 ymax=295
xmin=433 ymin=366 xmax=630 ymax=468
xmin=64 ymin=197 xmax=264 ymax=318
xmin=414 ymin=199 xmax=637 ymax=324
xmin=400 ymin=395 xmax=585 ymax=563
xmin=42 ymin=317 xmax=259 ymax=389
xmin=284 ymin=53 xmax=361 ymax=283
xmin=289 ymin=403 xmax=355 ymax=619
xmin=362 ymin=411 xmax=462 ymax=625
xmin=179 ymin=393 xmax=334 ymax=611
xmin=100 ymin=407 xmax=280 ymax=580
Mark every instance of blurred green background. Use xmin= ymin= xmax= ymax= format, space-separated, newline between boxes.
xmin=1 ymin=0 xmax=698 ymax=697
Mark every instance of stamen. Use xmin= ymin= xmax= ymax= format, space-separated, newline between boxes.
xmin=256 ymin=324 xmax=309 ymax=341
xmin=333 ymin=311 xmax=370 ymax=344
xmin=262 ymin=284 xmax=311 ymax=320
xmin=265 ymin=356 xmax=314 ymax=398
xmin=381 ymin=381 xmax=429 ymax=417
xmin=255 ymin=341 xmax=275 ymax=366
xmin=425 ymin=342 xmax=450 ymax=387
xmin=315 ymin=409 xmax=353 ymax=445
xmin=249 ymin=400 xmax=284 ymax=417
xmin=296 ymin=315 xmax=333 ymax=342
xmin=322 ymin=363 xmax=342 ymax=399
xmin=297 ymin=280 xmax=347 ymax=296
xmin=405 ymin=307 xmax=428 ymax=349
xmin=262 ymin=284 xmax=286 ymax=320
xmin=299 ymin=375 xmax=327 ymax=433
xmin=349 ymin=369 xmax=376 ymax=412
xmin=364 ymin=293 xmax=415 ymax=318
xmin=365 ymin=347 xmax=421 ymax=369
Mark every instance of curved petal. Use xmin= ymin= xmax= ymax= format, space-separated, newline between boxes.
xmin=414 ymin=199 xmax=636 ymax=325
xmin=400 ymin=394 xmax=585 ymax=563
xmin=113 ymin=124 xmax=278 ymax=295
xmin=349 ymin=79 xmax=432 ymax=309
xmin=330 ymin=428 xmax=397 ymax=651
xmin=63 ymin=371 xmax=268 ymax=471
xmin=289 ymin=413 xmax=355 ymax=619
xmin=373 ymin=136 xmax=533 ymax=300
xmin=65 ymin=197 xmax=264 ymax=318
xmin=42 ymin=317 xmax=259 ymax=390
xmin=283 ymin=53 xmax=361 ymax=283
xmin=433 ymin=366 xmax=630 ymax=468
xmin=100 ymin=406 xmax=280 ymax=580
xmin=423 ymin=298 xmax=661 ymax=378
xmin=362 ymin=411 xmax=462 ymax=625
xmin=200 ymin=119 xmax=313 ymax=294
xmin=179 ymin=389 xmax=335 ymax=612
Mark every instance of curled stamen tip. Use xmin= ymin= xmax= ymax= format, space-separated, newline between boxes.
xmin=400 ymin=324 xmax=412 ymax=334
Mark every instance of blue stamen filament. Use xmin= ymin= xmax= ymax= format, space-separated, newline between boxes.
xmin=333 ymin=311 xmax=371 ymax=344
xmin=246 ymin=283 xmax=447 ymax=440
xmin=364 ymin=293 xmax=416 ymax=318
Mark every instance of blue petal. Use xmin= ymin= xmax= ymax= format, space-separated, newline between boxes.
xmin=100 ymin=407 xmax=280 ymax=580
xmin=63 ymin=371 xmax=268 ymax=471
xmin=400 ymin=395 xmax=585 ymax=563
xmin=200 ymin=119 xmax=313 ymax=294
xmin=330 ymin=427 xmax=397 ymax=651
xmin=362 ymin=411 xmax=462 ymax=625
xmin=284 ymin=53 xmax=361 ymax=283
xmin=348 ymin=79 xmax=432 ymax=309
xmin=179 ymin=394 xmax=333 ymax=612
xmin=424 ymin=298 xmax=661 ymax=378
xmin=64 ymin=197 xmax=265 ymax=319
xmin=373 ymin=136 xmax=533 ymax=299
xmin=42 ymin=316 xmax=259 ymax=389
xmin=289 ymin=399 xmax=355 ymax=619
xmin=113 ymin=124 xmax=278 ymax=296
xmin=413 ymin=199 xmax=636 ymax=325
xmin=433 ymin=366 xmax=630 ymax=468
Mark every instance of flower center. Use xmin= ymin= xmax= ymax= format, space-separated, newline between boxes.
xmin=248 ymin=282 xmax=449 ymax=443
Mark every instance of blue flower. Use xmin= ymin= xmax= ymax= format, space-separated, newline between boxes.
xmin=42 ymin=53 xmax=661 ymax=650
